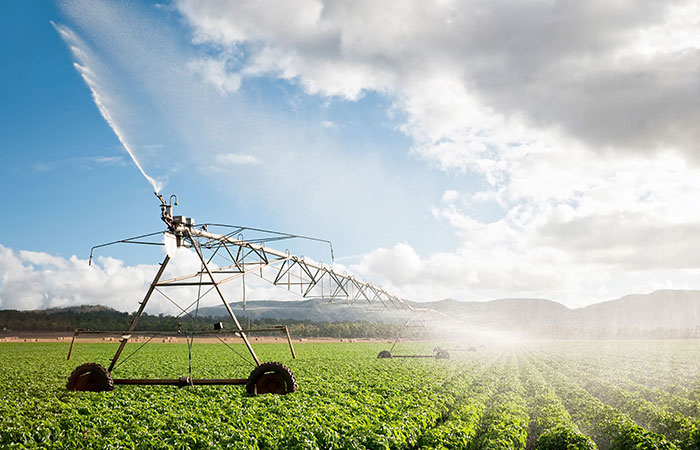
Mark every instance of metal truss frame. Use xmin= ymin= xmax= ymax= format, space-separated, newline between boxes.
xmin=91 ymin=194 xmax=412 ymax=376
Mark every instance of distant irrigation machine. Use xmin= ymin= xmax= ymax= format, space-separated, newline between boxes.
xmin=376 ymin=311 xmax=453 ymax=360
xmin=66 ymin=194 xmax=411 ymax=395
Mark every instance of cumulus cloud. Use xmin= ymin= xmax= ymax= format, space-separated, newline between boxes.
xmin=189 ymin=57 xmax=242 ymax=93
xmin=176 ymin=0 xmax=700 ymax=165
xmin=28 ymin=155 xmax=126 ymax=174
xmin=173 ymin=0 xmax=700 ymax=304
xmin=0 ymin=245 xmax=157 ymax=311
xmin=41 ymin=0 xmax=700 ymax=306
xmin=356 ymin=243 xmax=422 ymax=286
xmin=214 ymin=152 xmax=261 ymax=167
xmin=0 ymin=244 xmax=324 ymax=313
xmin=351 ymin=150 xmax=700 ymax=304
xmin=352 ymin=211 xmax=700 ymax=306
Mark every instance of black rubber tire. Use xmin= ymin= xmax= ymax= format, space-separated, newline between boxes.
xmin=66 ymin=363 xmax=114 ymax=392
xmin=246 ymin=362 xmax=297 ymax=395
xmin=435 ymin=350 xmax=450 ymax=359
xmin=377 ymin=350 xmax=392 ymax=359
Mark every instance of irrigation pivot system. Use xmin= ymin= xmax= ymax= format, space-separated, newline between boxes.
xmin=376 ymin=310 xmax=451 ymax=359
xmin=67 ymin=193 xmax=412 ymax=395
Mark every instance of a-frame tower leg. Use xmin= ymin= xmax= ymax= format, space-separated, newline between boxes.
xmin=108 ymin=255 xmax=170 ymax=372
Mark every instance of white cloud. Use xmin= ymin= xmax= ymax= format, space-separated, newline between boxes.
xmin=176 ymin=0 xmax=700 ymax=163
xmin=441 ymin=190 xmax=459 ymax=204
xmin=188 ymin=57 xmax=242 ymax=93
xmin=355 ymin=243 xmax=422 ymax=286
xmin=28 ymin=155 xmax=126 ymax=174
xmin=85 ymin=156 xmax=125 ymax=166
xmin=352 ymin=148 xmax=700 ymax=305
xmin=0 ymin=244 xmax=316 ymax=313
xmin=0 ymin=245 xmax=157 ymax=311
xmin=47 ymin=0 xmax=700 ymax=306
xmin=172 ymin=0 xmax=700 ymax=304
xmin=214 ymin=152 xmax=262 ymax=167
xmin=31 ymin=162 xmax=53 ymax=173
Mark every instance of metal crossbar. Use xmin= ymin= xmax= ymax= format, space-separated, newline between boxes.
xmin=86 ymin=194 xmax=412 ymax=376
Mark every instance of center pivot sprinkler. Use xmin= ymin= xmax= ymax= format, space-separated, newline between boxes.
xmin=67 ymin=193 xmax=412 ymax=395
xmin=376 ymin=349 xmax=450 ymax=359
xmin=376 ymin=311 xmax=450 ymax=359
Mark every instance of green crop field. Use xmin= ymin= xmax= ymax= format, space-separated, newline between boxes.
xmin=3 ymin=340 xmax=700 ymax=449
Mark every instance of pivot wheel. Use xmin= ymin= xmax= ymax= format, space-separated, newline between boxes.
xmin=66 ymin=363 xmax=114 ymax=392
xmin=435 ymin=350 xmax=450 ymax=359
xmin=246 ymin=362 xmax=297 ymax=395
xmin=377 ymin=350 xmax=392 ymax=359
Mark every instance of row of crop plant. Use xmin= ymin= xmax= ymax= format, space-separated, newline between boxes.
xmin=6 ymin=342 xmax=700 ymax=449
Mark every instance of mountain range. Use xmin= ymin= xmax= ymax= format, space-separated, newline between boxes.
xmin=199 ymin=289 xmax=700 ymax=332
xmin=5 ymin=290 xmax=700 ymax=339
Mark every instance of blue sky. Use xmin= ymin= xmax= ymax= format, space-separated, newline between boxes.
xmin=2 ymin=2 xmax=168 ymax=257
xmin=2 ymin=0 xmax=700 ymax=311
xmin=1 ymin=1 xmax=464 ymax=260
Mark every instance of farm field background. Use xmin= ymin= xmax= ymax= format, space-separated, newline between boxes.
xmin=3 ymin=340 xmax=700 ymax=449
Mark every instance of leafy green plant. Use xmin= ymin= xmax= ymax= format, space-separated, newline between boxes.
xmin=2 ymin=340 xmax=700 ymax=449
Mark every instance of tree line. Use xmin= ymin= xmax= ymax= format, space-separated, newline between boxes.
xmin=0 ymin=306 xmax=420 ymax=339
xmin=4 ymin=306 xmax=697 ymax=340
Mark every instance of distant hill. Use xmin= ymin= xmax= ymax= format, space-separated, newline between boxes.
xmin=423 ymin=290 xmax=700 ymax=338
xmin=197 ymin=299 xmax=415 ymax=323
xmin=3 ymin=290 xmax=700 ymax=338
xmin=197 ymin=289 xmax=700 ymax=336
xmin=422 ymin=290 xmax=700 ymax=331
xmin=574 ymin=290 xmax=700 ymax=330
xmin=196 ymin=297 xmax=571 ymax=325
xmin=427 ymin=297 xmax=571 ymax=329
